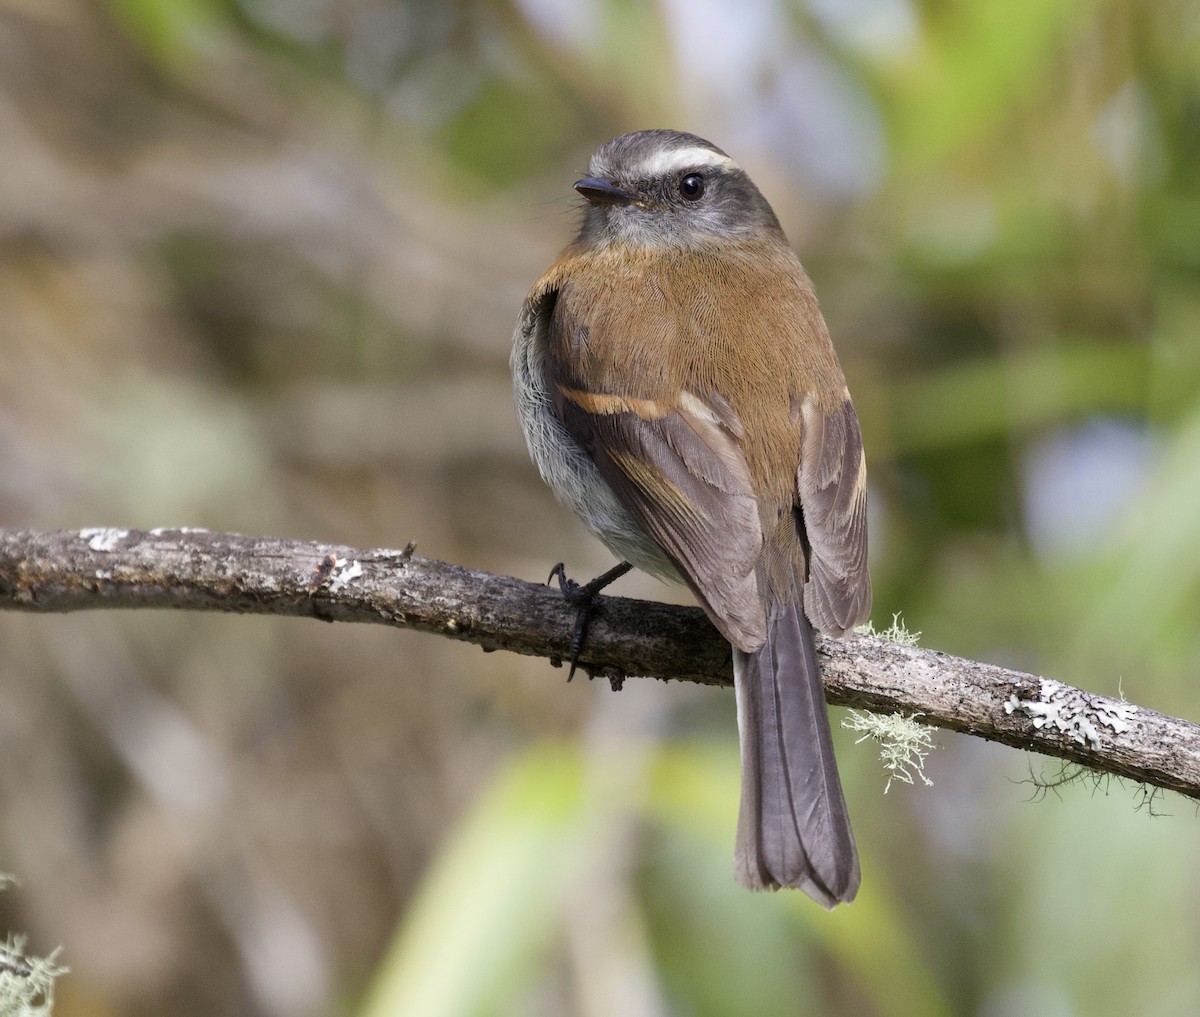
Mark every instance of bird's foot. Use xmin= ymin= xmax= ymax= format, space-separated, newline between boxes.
xmin=546 ymin=561 xmax=633 ymax=680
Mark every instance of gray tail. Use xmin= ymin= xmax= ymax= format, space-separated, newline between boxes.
xmin=733 ymin=597 xmax=860 ymax=906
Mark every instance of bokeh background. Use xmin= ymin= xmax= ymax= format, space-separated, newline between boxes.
xmin=2 ymin=1 xmax=1199 ymax=1014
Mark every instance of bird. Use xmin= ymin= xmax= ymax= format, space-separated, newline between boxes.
xmin=511 ymin=129 xmax=871 ymax=906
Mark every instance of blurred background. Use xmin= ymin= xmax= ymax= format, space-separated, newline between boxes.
xmin=1 ymin=0 xmax=1198 ymax=1014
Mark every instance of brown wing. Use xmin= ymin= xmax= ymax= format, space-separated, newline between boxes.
xmin=545 ymin=310 xmax=769 ymax=652
xmin=797 ymin=397 xmax=871 ymax=636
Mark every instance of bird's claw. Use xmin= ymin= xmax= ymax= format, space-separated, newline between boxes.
xmin=546 ymin=561 xmax=633 ymax=680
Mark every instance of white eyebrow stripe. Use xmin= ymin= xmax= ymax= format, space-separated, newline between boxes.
xmin=618 ymin=146 xmax=738 ymax=178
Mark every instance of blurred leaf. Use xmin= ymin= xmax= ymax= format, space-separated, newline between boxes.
xmin=886 ymin=0 xmax=1085 ymax=166
xmin=439 ymin=78 xmax=577 ymax=186
xmin=1077 ymin=401 xmax=1200 ymax=670
xmin=1150 ymin=197 xmax=1200 ymax=271
xmin=996 ymin=787 xmax=1200 ymax=1015
xmin=103 ymin=0 xmax=223 ymax=68
xmin=356 ymin=743 xmax=587 ymax=1017
xmin=886 ymin=341 xmax=1152 ymax=454
xmin=648 ymin=746 xmax=953 ymax=1017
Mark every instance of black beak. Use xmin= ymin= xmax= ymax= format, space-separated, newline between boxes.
xmin=574 ymin=177 xmax=636 ymax=205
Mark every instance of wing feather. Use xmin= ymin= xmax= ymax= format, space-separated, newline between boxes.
xmin=558 ymin=395 xmax=768 ymax=651
xmin=798 ymin=398 xmax=871 ymax=635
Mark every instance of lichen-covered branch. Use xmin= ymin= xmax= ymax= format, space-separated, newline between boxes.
xmin=2 ymin=527 xmax=1198 ymax=800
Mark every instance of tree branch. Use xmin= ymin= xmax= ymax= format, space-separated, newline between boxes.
xmin=2 ymin=527 xmax=1198 ymax=800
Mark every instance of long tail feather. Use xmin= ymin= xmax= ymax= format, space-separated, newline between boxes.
xmin=733 ymin=597 xmax=859 ymax=906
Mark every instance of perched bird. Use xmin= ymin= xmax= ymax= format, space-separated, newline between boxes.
xmin=511 ymin=129 xmax=871 ymax=906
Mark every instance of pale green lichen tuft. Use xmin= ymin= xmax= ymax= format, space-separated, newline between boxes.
xmin=855 ymin=612 xmax=921 ymax=646
xmin=843 ymin=711 xmax=935 ymax=793
xmin=0 ymin=876 xmax=66 ymax=1017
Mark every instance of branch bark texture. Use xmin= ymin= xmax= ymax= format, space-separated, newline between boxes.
xmin=2 ymin=527 xmax=1197 ymax=801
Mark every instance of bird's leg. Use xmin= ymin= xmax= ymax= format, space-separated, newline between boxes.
xmin=546 ymin=561 xmax=633 ymax=680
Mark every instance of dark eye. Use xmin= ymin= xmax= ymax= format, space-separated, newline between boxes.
xmin=678 ymin=173 xmax=705 ymax=201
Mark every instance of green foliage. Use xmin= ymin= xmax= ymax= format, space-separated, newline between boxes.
xmin=438 ymin=80 xmax=579 ymax=186
xmin=102 ymin=0 xmax=225 ymax=68
xmin=884 ymin=0 xmax=1084 ymax=167
xmin=360 ymin=742 xmax=956 ymax=1017
xmin=357 ymin=744 xmax=590 ymax=1017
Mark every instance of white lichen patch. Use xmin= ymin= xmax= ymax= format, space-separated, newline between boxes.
xmin=0 ymin=874 xmax=67 ymax=1015
xmin=325 ymin=557 xmax=363 ymax=593
xmin=843 ymin=711 xmax=934 ymax=792
xmin=79 ymin=527 xmax=128 ymax=552
xmin=1004 ymin=678 xmax=1138 ymax=750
